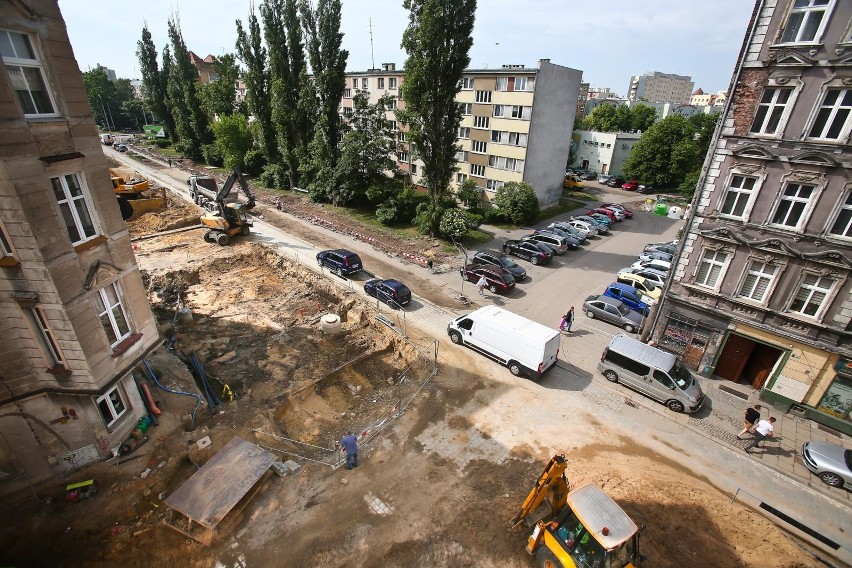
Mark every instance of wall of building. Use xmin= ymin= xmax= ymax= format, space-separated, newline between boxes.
xmin=571 ymin=130 xmax=640 ymax=176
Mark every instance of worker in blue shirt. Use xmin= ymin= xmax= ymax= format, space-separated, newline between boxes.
xmin=340 ymin=431 xmax=359 ymax=470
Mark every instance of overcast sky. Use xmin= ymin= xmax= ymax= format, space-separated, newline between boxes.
xmin=60 ymin=0 xmax=754 ymax=96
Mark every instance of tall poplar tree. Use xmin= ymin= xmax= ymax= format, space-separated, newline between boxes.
xmin=236 ymin=8 xmax=277 ymax=163
xmin=397 ymin=0 xmax=476 ymax=235
xmin=136 ymin=25 xmax=175 ymax=137
xmin=166 ymin=16 xmax=211 ymax=160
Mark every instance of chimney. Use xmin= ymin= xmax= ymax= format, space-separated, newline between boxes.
xmin=381 ymin=63 xmax=396 ymax=71
xmin=538 ymin=58 xmax=550 ymax=68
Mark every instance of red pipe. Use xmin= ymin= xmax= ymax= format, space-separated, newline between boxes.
xmin=141 ymin=383 xmax=162 ymax=416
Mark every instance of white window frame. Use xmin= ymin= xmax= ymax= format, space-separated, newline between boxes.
xmin=95 ymin=282 xmax=132 ymax=348
xmin=749 ymin=86 xmax=794 ymax=137
xmin=769 ymin=181 xmax=816 ymax=231
xmin=475 ymin=90 xmax=492 ymax=103
xmin=377 ymin=77 xmax=385 ymax=89
xmin=694 ymin=248 xmax=729 ymax=290
xmin=343 ymin=88 xmax=352 ymax=99
xmin=96 ymin=385 xmax=128 ymax=428
xmin=461 ymin=103 xmax=472 ymax=115
xmin=456 ymin=150 xmax=469 ymax=162
xmin=718 ymin=172 xmax=760 ymax=220
xmin=461 ymin=77 xmax=474 ymax=90
xmin=486 ymin=179 xmax=505 ymax=192
xmin=473 ymin=116 xmax=490 ymax=129
xmin=458 ymin=126 xmax=470 ymax=139
xmin=514 ymin=77 xmax=527 ymax=91
xmin=471 ymin=140 xmax=487 ymax=154
xmin=493 ymin=105 xmax=505 ymax=118
xmin=777 ymin=0 xmax=834 ymax=45
xmin=0 ymin=29 xmax=58 ymax=118
xmin=827 ymin=187 xmax=852 ymax=241
xmin=388 ymin=77 xmax=397 ymax=89
xmin=50 ymin=172 xmax=99 ymax=246
xmin=361 ymin=78 xmax=368 ymax=89
xmin=456 ymin=173 xmax=468 ymax=184
xmin=388 ymin=120 xmax=397 ymax=131
xmin=397 ymin=151 xmax=409 ymax=163
xmin=806 ymin=88 xmax=852 ymax=142
xmin=788 ymin=273 xmax=836 ymax=319
xmin=496 ymin=77 xmax=508 ymax=91
xmin=0 ymin=219 xmax=15 ymax=258
xmin=470 ymin=164 xmax=485 ymax=178
xmin=23 ymin=306 xmax=65 ymax=368
xmin=508 ymin=132 xmax=527 ymax=147
xmin=736 ymin=260 xmax=779 ymax=304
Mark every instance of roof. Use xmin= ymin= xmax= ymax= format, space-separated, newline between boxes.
xmin=568 ymin=483 xmax=638 ymax=550
xmin=474 ymin=306 xmax=559 ymax=343
xmin=692 ymin=88 xmax=704 ymax=95
xmin=609 ymin=334 xmax=676 ymax=369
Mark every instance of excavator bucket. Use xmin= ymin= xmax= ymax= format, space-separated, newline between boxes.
xmin=118 ymin=187 xmax=166 ymax=222
xmin=510 ymin=454 xmax=570 ymax=528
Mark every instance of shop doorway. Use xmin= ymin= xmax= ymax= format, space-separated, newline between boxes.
xmin=714 ymin=333 xmax=784 ymax=389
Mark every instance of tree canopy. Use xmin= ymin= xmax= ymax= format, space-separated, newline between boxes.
xmin=580 ymin=103 xmax=658 ymax=133
xmin=493 ymin=181 xmax=539 ymax=225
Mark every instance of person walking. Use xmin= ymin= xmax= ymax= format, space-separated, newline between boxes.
xmin=736 ymin=404 xmax=762 ymax=439
xmin=560 ymin=307 xmax=575 ymax=333
xmin=476 ymin=274 xmax=488 ymax=296
xmin=744 ymin=417 xmax=776 ymax=453
xmin=340 ymin=431 xmax=359 ymax=470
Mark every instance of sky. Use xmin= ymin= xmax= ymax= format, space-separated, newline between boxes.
xmin=60 ymin=0 xmax=755 ymax=96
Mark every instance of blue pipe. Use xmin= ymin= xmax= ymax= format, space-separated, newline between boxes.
xmin=143 ymin=359 xmax=202 ymax=428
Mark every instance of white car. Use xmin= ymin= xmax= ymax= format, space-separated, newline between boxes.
xmin=637 ymin=251 xmax=673 ymax=263
xmin=567 ymin=219 xmax=599 ymax=237
xmin=631 ymin=259 xmax=672 ymax=273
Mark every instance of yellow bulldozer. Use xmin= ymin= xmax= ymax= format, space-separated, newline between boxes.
xmin=187 ymin=169 xmax=257 ymax=246
xmin=110 ymin=168 xmax=165 ymax=222
xmin=511 ymin=454 xmax=642 ymax=568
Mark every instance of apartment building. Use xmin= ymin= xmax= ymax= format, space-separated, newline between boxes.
xmin=342 ymin=60 xmax=583 ymax=207
xmin=570 ymin=130 xmax=641 ymax=176
xmin=690 ymin=88 xmax=728 ymax=107
xmin=628 ymin=71 xmax=695 ymax=104
xmin=577 ymin=82 xmax=590 ymax=118
xmin=650 ymin=0 xmax=852 ymax=435
xmin=0 ymin=0 xmax=161 ymax=496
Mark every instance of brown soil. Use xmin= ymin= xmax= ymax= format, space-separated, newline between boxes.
xmin=128 ymin=196 xmax=202 ymax=236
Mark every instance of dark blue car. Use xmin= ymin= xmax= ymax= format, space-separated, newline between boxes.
xmin=602 ymin=282 xmax=652 ymax=316
xmin=317 ymin=249 xmax=362 ymax=276
xmin=364 ymin=278 xmax=411 ymax=308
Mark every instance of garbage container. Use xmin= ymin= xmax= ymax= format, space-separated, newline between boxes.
xmin=654 ymin=203 xmax=669 ymax=216
xmin=668 ymin=206 xmax=682 ymax=219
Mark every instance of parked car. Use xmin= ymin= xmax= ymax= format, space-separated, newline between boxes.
xmin=602 ymin=282 xmax=654 ymax=315
xmin=583 ymin=295 xmax=645 ymax=334
xmin=566 ymin=219 xmax=599 ymax=237
xmin=600 ymin=203 xmax=634 ymax=218
xmin=622 ymin=180 xmax=640 ymax=191
xmin=631 ymin=259 xmax=671 ymax=273
xmin=316 ymin=249 xmax=363 ymax=276
xmin=524 ymin=232 xmax=573 ymax=254
xmin=587 ymin=208 xmax=619 ymax=222
xmin=547 ymin=222 xmax=587 ymax=243
xmin=638 ymin=250 xmax=674 ymax=263
xmin=643 ymin=242 xmax=677 ymax=255
xmin=115 ymin=144 xmax=129 ymax=153
xmin=606 ymin=176 xmax=626 ymax=188
xmin=573 ymin=215 xmax=611 ymax=233
xmin=471 ymin=250 xmax=527 ymax=281
xmin=535 ymin=227 xmax=581 ymax=249
xmin=461 ymin=264 xmax=516 ymax=294
xmin=637 ymin=184 xmax=655 ymax=194
xmin=598 ymin=175 xmax=614 ymax=184
xmin=580 ymin=172 xmax=597 ymax=181
xmin=618 ymin=268 xmax=667 ymax=289
xmin=503 ymin=239 xmax=554 ymax=265
xmin=616 ymin=273 xmax=662 ymax=301
xmin=801 ymin=441 xmax=852 ymax=488
xmin=363 ymin=278 xmax=411 ymax=308
xmin=588 ymin=213 xmax=615 ymax=227
xmin=563 ymin=175 xmax=584 ymax=189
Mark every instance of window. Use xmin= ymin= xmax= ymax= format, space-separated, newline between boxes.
xmin=24 ymin=307 xmax=65 ymax=368
xmin=475 ymin=90 xmax=492 ymax=103
xmin=343 ymin=107 xmax=353 ymax=117
xmin=0 ymin=221 xmax=13 ymax=257
xmin=720 ymin=175 xmax=757 ymax=218
xmin=514 ymin=77 xmax=527 ymax=91
xmin=361 ymin=78 xmax=368 ymax=89
xmin=473 ymin=116 xmax=490 ymax=129
xmin=388 ymin=98 xmax=397 ymax=110
xmin=493 ymin=105 xmax=505 ymax=117
xmin=488 ymin=155 xmax=504 ymax=169
xmin=94 ymin=282 xmax=131 ymax=347
xmin=496 ymin=77 xmax=508 ymax=91
xmin=829 ymin=192 xmax=852 ymax=238
xmin=738 ymin=261 xmax=778 ymax=303
xmin=779 ymin=0 xmax=831 ymax=44
xmin=486 ymin=180 xmax=504 ymax=191
xmin=604 ymin=350 xmax=651 ymax=376
xmin=461 ymin=103 xmax=472 ymax=115
xmin=790 ymin=274 xmax=835 ymax=317
xmin=471 ymin=140 xmax=487 ymax=154
xmin=507 ymin=158 xmax=523 ymax=172
xmin=509 ymin=105 xmax=522 ymax=119
xmin=388 ymin=77 xmax=397 ymax=89
xmin=461 ymin=77 xmax=474 ymax=90
xmin=652 ymin=370 xmax=675 ymax=389
xmin=51 ymin=173 xmax=97 ymax=245
xmin=377 ymin=78 xmax=385 ymax=89
xmin=410 ymin=164 xmax=417 ymax=175
xmin=388 ymin=120 xmax=397 ymax=131
xmin=398 ymin=131 xmax=406 ymax=142
xmin=456 ymin=150 xmax=469 ymax=162
xmin=808 ymin=89 xmax=852 ymax=141
xmin=771 ymin=183 xmax=814 ymax=229
xmin=456 ymin=173 xmax=468 ymax=184
xmin=491 ymin=131 xmax=504 ymax=143
xmin=458 ymin=127 xmax=470 ymax=139
xmin=397 ymin=151 xmax=409 ymax=162
xmin=509 ymin=132 xmax=527 ymax=146
xmin=749 ymin=88 xmax=792 ymax=135
xmin=0 ymin=30 xmax=56 ymax=116
xmin=695 ymin=249 xmax=728 ymax=288
xmin=343 ymin=88 xmax=352 ymax=98
xmin=470 ymin=164 xmax=485 ymax=177
xmin=96 ymin=385 xmax=128 ymax=427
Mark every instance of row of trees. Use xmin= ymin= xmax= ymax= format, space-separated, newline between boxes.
xmin=579 ymin=103 xmax=658 ymax=134
xmin=82 ymin=66 xmax=148 ymax=131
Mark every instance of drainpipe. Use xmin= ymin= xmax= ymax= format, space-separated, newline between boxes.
xmin=645 ymin=0 xmax=766 ymax=345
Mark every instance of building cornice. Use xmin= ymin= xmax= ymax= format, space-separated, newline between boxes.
xmin=698 ymin=226 xmax=852 ymax=269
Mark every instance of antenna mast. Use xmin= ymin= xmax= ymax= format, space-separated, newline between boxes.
xmin=369 ymin=17 xmax=375 ymax=69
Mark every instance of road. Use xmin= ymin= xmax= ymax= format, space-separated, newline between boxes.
xmin=109 ymin=148 xmax=851 ymax=564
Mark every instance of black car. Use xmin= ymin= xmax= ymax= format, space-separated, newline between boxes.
xmin=115 ymin=144 xmax=128 ymax=152
xmin=606 ymin=176 xmax=626 ymax=188
xmin=363 ymin=278 xmax=411 ymax=308
xmin=502 ymin=239 xmax=554 ymax=265
xmin=316 ymin=249 xmax=363 ymax=276
xmin=471 ymin=250 xmax=527 ymax=280
xmin=580 ymin=172 xmax=597 ymax=181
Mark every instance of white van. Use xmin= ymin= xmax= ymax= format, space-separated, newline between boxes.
xmin=598 ymin=334 xmax=704 ymax=413
xmin=447 ymin=306 xmax=560 ymax=379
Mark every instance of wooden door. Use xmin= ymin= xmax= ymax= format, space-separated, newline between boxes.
xmin=714 ymin=334 xmax=754 ymax=382
xmin=683 ymin=332 xmax=709 ymax=369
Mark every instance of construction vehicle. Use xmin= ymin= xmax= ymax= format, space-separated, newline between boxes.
xmin=187 ymin=169 xmax=257 ymax=246
xmin=511 ymin=454 xmax=642 ymax=568
xmin=110 ymin=168 xmax=165 ymax=221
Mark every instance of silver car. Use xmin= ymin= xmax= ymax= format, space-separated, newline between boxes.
xmin=802 ymin=441 xmax=852 ymax=488
xmin=583 ymin=295 xmax=644 ymax=334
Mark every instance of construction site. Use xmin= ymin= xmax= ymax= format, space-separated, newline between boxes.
xmin=0 ymin=167 xmax=824 ymax=568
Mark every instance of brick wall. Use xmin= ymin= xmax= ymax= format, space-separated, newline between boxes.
xmin=730 ymin=67 xmax=769 ymax=137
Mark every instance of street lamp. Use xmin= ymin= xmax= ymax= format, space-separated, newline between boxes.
xmin=96 ymin=93 xmax=114 ymax=131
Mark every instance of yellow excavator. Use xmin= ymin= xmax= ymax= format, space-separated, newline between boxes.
xmin=110 ymin=169 xmax=165 ymax=221
xmin=511 ymin=454 xmax=642 ymax=568
xmin=187 ymin=169 xmax=257 ymax=246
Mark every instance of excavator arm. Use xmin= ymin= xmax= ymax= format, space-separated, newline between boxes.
xmin=216 ymin=169 xmax=256 ymax=210
xmin=510 ymin=454 xmax=570 ymax=528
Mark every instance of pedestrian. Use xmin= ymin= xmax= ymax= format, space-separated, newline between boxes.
xmin=744 ymin=417 xmax=776 ymax=453
xmin=168 ymin=158 xmax=172 ymax=168
xmin=736 ymin=404 xmax=762 ymax=439
xmin=476 ymin=274 xmax=488 ymax=296
xmin=426 ymin=259 xmax=434 ymax=273
xmin=560 ymin=307 xmax=575 ymax=333
xmin=340 ymin=431 xmax=358 ymax=470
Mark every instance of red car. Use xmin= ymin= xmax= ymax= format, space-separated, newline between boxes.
xmin=587 ymin=208 xmax=617 ymax=222
xmin=622 ymin=180 xmax=639 ymax=191
xmin=600 ymin=203 xmax=634 ymax=218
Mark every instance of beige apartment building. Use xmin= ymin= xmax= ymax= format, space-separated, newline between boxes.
xmin=650 ymin=0 xmax=852 ymax=435
xmin=0 ymin=0 xmax=161 ymax=497
xmin=628 ymin=71 xmax=694 ymax=104
xmin=342 ymin=60 xmax=583 ymax=207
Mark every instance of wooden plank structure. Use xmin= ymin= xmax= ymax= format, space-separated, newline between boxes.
xmin=162 ymin=437 xmax=277 ymax=544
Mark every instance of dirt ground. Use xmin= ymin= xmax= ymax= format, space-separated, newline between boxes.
xmin=0 ymin=200 xmax=821 ymax=567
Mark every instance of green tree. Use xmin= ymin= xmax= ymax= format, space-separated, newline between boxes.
xmin=455 ymin=178 xmax=481 ymax=210
xmin=300 ymin=0 xmax=348 ymax=201
xmin=136 ymin=25 xmax=175 ymax=136
xmin=614 ymin=104 xmax=631 ymax=131
xmin=236 ymin=8 xmax=277 ymax=163
xmin=678 ymin=171 xmax=701 ymax=201
xmin=335 ymin=92 xmax=398 ymax=205
xmin=439 ymin=208 xmax=472 ymax=240
xmin=212 ymin=113 xmax=253 ymax=170
xmin=198 ymin=53 xmax=239 ymax=117
xmin=120 ymin=98 xmax=149 ymax=130
xmin=629 ymin=103 xmax=657 ymax=132
xmin=493 ymin=181 xmax=539 ymax=225
xmin=622 ymin=115 xmax=699 ymax=188
xmin=82 ymin=66 xmax=117 ymax=129
xmin=397 ymin=0 xmax=476 ymax=236
xmin=581 ymin=103 xmax=618 ymax=131
xmin=689 ymin=112 xmax=719 ymax=160
xmin=166 ymin=16 xmax=212 ymax=159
